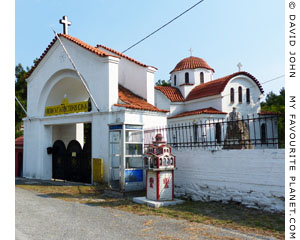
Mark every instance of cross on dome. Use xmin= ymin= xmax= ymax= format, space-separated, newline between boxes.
xmin=59 ymin=16 xmax=72 ymax=35
xmin=237 ymin=62 xmax=243 ymax=72
xmin=189 ymin=48 xmax=193 ymax=56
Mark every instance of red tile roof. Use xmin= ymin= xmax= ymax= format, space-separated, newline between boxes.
xmin=186 ymin=71 xmax=264 ymax=101
xmin=116 ymin=85 xmax=168 ymax=113
xmin=26 ymin=34 xmax=118 ymax=79
xmin=170 ymin=56 xmax=214 ymax=74
xmin=155 ymin=86 xmax=184 ymax=102
xmin=15 ymin=136 xmax=24 ymax=146
xmin=168 ymin=107 xmax=227 ymax=119
xmin=97 ymin=44 xmax=157 ymax=70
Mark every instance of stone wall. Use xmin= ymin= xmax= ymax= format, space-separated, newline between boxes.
xmin=173 ymin=148 xmax=285 ymax=212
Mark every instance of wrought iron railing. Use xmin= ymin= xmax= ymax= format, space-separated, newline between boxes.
xmin=144 ymin=115 xmax=282 ymax=150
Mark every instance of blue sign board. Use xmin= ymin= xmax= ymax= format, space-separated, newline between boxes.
xmin=109 ymin=125 xmax=123 ymax=130
xmin=125 ymin=169 xmax=143 ymax=182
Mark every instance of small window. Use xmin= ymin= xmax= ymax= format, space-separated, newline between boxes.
xmin=200 ymin=72 xmax=204 ymax=84
xmin=246 ymin=88 xmax=250 ymax=103
xmin=238 ymin=86 xmax=242 ymax=103
xmin=215 ymin=123 xmax=221 ymax=144
xmin=261 ymin=123 xmax=266 ymax=144
xmin=174 ymin=75 xmax=176 ymax=86
xmin=185 ymin=72 xmax=189 ymax=84
xmin=230 ymin=88 xmax=234 ymax=103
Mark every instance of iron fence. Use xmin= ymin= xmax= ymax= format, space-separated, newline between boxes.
xmin=144 ymin=115 xmax=282 ymax=150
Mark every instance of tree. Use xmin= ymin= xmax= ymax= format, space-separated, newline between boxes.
xmin=15 ymin=63 xmax=29 ymax=138
xmin=156 ymin=79 xmax=171 ymax=86
xmin=261 ymin=88 xmax=285 ymax=148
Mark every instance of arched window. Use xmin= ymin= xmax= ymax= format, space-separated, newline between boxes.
xmin=174 ymin=75 xmax=176 ymax=86
xmin=185 ymin=72 xmax=189 ymax=84
xmin=215 ymin=123 xmax=221 ymax=144
xmin=261 ymin=123 xmax=266 ymax=144
xmin=230 ymin=88 xmax=234 ymax=103
xmin=246 ymin=88 xmax=250 ymax=103
xmin=238 ymin=86 xmax=242 ymax=103
xmin=200 ymin=72 xmax=204 ymax=84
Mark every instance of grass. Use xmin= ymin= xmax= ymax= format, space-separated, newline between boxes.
xmin=16 ymin=182 xmax=284 ymax=239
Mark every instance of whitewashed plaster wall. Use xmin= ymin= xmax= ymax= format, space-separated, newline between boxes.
xmin=154 ymin=90 xmax=171 ymax=112
xmin=27 ymin=38 xmax=120 ymax=117
xmin=124 ymin=110 xmax=167 ymax=129
xmin=173 ymin=148 xmax=285 ymax=212
xmin=97 ymin=46 xmax=156 ymax=105
xmin=52 ymin=123 xmax=84 ymax=147
xmin=221 ymin=76 xmax=263 ymax=117
xmin=170 ymin=68 xmax=213 ymax=88
xmin=184 ymin=96 xmax=223 ymax=113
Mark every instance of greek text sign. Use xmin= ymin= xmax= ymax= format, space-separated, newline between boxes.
xmin=45 ymin=98 xmax=88 ymax=116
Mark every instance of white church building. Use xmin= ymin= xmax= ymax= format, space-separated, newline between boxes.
xmin=155 ymin=56 xmax=264 ymax=122
xmin=23 ymin=33 xmax=168 ymax=190
xmin=22 ymin=18 xmax=277 ymax=189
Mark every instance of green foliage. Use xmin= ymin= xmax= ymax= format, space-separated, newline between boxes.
xmin=15 ymin=63 xmax=28 ymax=138
xmin=261 ymin=88 xmax=285 ymax=148
xmin=156 ymin=79 xmax=171 ymax=86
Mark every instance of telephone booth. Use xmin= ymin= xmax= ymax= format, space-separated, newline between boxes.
xmin=109 ymin=124 xmax=145 ymax=192
xmin=144 ymin=134 xmax=176 ymax=201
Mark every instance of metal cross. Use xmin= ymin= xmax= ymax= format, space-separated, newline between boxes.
xmin=189 ymin=48 xmax=193 ymax=56
xmin=59 ymin=16 xmax=72 ymax=35
xmin=237 ymin=62 xmax=243 ymax=72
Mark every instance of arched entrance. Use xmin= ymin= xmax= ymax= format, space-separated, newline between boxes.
xmin=52 ymin=139 xmax=91 ymax=183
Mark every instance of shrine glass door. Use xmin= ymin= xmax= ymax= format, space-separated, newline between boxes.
xmin=109 ymin=129 xmax=121 ymax=189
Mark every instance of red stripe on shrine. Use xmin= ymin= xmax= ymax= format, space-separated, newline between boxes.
xmin=157 ymin=171 xmax=160 ymax=201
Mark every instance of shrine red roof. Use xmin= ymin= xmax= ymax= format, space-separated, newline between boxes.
xmin=116 ymin=85 xmax=168 ymax=113
xmin=97 ymin=44 xmax=157 ymax=70
xmin=15 ymin=136 xmax=24 ymax=146
xmin=168 ymin=107 xmax=227 ymax=119
xmin=170 ymin=56 xmax=215 ymax=73
xmin=186 ymin=71 xmax=264 ymax=101
xmin=26 ymin=34 xmax=118 ymax=79
xmin=155 ymin=86 xmax=184 ymax=102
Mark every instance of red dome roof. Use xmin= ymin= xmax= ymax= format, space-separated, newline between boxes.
xmin=170 ymin=56 xmax=214 ymax=74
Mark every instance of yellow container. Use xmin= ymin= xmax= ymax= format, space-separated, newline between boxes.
xmin=93 ymin=158 xmax=103 ymax=183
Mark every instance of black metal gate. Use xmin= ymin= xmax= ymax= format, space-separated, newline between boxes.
xmin=52 ymin=140 xmax=66 ymax=181
xmin=52 ymin=139 xmax=91 ymax=183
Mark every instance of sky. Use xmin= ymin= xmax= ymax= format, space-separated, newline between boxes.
xmin=15 ymin=0 xmax=285 ymax=97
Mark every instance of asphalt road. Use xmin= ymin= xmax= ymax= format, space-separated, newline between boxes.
xmin=15 ymin=187 xmax=277 ymax=240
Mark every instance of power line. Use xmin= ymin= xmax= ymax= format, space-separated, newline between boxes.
xmin=221 ymin=74 xmax=285 ymax=99
xmin=15 ymin=96 xmax=30 ymax=121
xmin=122 ymin=0 xmax=205 ymax=53
xmin=51 ymin=28 xmax=100 ymax=112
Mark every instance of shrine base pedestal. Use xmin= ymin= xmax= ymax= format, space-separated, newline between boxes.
xmin=132 ymin=197 xmax=184 ymax=208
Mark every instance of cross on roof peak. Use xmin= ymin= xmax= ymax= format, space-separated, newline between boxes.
xmin=189 ymin=48 xmax=193 ymax=57
xmin=59 ymin=16 xmax=72 ymax=35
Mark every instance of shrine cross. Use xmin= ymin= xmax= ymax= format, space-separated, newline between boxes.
xmin=189 ymin=48 xmax=193 ymax=56
xmin=59 ymin=16 xmax=72 ymax=35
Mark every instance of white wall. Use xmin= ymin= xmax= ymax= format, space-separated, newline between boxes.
xmin=174 ymin=148 xmax=284 ymax=212
xmin=185 ymin=96 xmax=222 ymax=113
xmin=171 ymin=68 xmax=213 ymax=88
xmin=97 ymin=46 xmax=156 ymax=105
xmin=52 ymin=123 xmax=84 ymax=148
xmin=154 ymin=90 xmax=171 ymax=112
xmin=221 ymin=76 xmax=262 ymax=117
xmin=27 ymin=38 xmax=120 ymax=117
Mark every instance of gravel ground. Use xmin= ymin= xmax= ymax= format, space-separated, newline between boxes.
xmin=15 ymin=187 xmax=278 ymax=240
